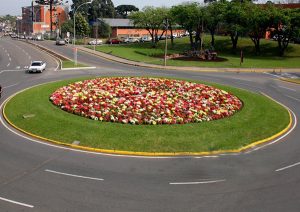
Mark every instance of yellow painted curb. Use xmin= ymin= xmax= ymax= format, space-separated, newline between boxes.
xmin=2 ymin=85 xmax=293 ymax=157
xmin=279 ymin=78 xmax=300 ymax=85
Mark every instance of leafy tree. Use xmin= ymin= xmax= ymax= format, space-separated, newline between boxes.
xmin=71 ymin=0 xmax=115 ymax=22
xmin=91 ymin=21 xmax=111 ymax=38
xmin=171 ymin=3 xmax=201 ymax=49
xmin=61 ymin=19 xmax=73 ymax=35
xmin=204 ymin=1 xmax=226 ymax=47
xmin=266 ymin=5 xmax=300 ymax=56
xmin=130 ymin=7 xmax=167 ymax=47
xmin=245 ymin=3 xmax=269 ymax=54
xmin=115 ymin=5 xmax=139 ymax=18
xmin=75 ymin=13 xmax=90 ymax=37
xmin=223 ymin=1 xmax=247 ymax=51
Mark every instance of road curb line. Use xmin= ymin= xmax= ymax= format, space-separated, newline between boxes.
xmin=279 ymin=78 xmax=300 ymax=85
xmin=1 ymin=82 xmax=294 ymax=157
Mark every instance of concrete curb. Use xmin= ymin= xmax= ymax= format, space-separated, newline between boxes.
xmin=61 ymin=66 xmax=97 ymax=71
xmin=280 ymin=78 xmax=300 ymax=85
xmin=1 ymin=82 xmax=294 ymax=157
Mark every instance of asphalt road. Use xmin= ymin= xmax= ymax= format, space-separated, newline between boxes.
xmin=0 ymin=37 xmax=300 ymax=212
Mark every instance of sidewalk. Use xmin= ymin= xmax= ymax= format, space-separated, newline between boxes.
xmin=78 ymin=46 xmax=300 ymax=73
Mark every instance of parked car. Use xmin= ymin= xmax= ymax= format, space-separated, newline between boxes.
xmin=28 ymin=61 xmax=46 ymax=73
xmin=140 ymin=36 xmax=152 ymax=42
xmin=106 ymin=38 xmax=122 ymax=44
xmin=124 ymin=37 xmax=140 ymax=43
xmin=88 ymin=39 xmax=103 ymax=45
xmin=56 ymin=38 xmax=66 ymax=45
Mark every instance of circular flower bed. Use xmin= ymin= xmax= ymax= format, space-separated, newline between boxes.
xmin=50 ymin=77 xmax=243 ymax=125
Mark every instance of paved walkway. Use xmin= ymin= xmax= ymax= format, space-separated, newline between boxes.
xmin=78 ymin=46 xmax=300 ymax=73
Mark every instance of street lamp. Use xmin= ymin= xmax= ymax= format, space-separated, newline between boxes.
xmin=73 ymin=0 xmax=93 ymax=66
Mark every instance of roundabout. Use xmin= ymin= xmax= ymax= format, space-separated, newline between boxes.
xmin=3 ymin=76 xmax=291 ymax=155
xmin=0 ymin=37 xmax=300 ymax=211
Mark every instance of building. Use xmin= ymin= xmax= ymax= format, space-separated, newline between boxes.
xmin=19 ymin=3 xmax=69 ymax=36
xmin=100 ymin=18 xmax=185 ymax=38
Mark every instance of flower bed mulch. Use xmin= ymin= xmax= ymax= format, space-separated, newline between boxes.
xmin=50 ymin=77 xmax=242 ymax=125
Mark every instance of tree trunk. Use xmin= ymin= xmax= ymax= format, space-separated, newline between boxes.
xmin=230 ymin=34 xmax=238 ymax=52
xmin=170 ymin=26 xmax=174 ymax=48
xmin=189 ymin=30 xmax=194 ymax=50
xmin=210 ymin=29 xmax=215 ymax=47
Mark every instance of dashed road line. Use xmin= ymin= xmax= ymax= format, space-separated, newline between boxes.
xmin=285 ymin=95 xmax=300 ymax=103
xmin=45 ymin=169 xmax=104 ymax=181
xmin=169 ymin=179 xmax=226 ymax=185
xmin=276 ymin=162 xmax=300 ymax=172
xmin=0 ymin=196 xmax=34 ymax=208
xmin=278 ymin=85 xmax=296 ymax=92
xmin=3 ymin=83 xmax=19 ymax=89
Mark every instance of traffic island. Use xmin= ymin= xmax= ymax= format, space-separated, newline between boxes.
xmin=3 ymin=77 xmax=291 ymax=156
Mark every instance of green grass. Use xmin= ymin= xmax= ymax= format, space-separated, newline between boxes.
xmin=4 ymin=77 xmax=290 ymax=153
xmin=90 ymin=36 xmax=300 ymax=68
xmin=62 ymin=60 xmax=89 ymax=68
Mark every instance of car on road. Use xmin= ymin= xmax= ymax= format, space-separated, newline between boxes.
xmin=28 ymin=61 xmax=46 ymax=73
xmin=56 ymin=38 xmax=66 ymax=45
xmin=88 ymin=39 xmax=103 ymax=45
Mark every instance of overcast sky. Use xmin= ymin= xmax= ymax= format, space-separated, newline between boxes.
xmin=0 ymin=0 xmax=197 ymax=16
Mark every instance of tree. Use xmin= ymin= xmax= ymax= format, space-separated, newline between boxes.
xmin=115 ymin=5 xmax=139 ymax=18
xmin=130 ymin=7 xmax=167 ymax=47
xmin=223 ymin=1 xmax=247 ymax=51
xmin=75 ymin=13 xmax=90 ymax=37
xmin=204 ymin=1 xmax=226 ymax=47
xmin=171 ymin=3 xmax=201 ymax=49
xmin=245 ymin=3 xmax=269 ymax=54
xmin=266 ymin=6 xmax=300 ymax=56
xmin=71 ymin=0 xmax=115 ymax=22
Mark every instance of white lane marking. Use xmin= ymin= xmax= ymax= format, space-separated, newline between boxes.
xmin=0 ymin=196 xmax=34 ymax=208
xmin=245 ymin=101 xmax=297 ymax=153
xmin=7 ymin=63 xmax=10 ymax=67
xmin=263 ymin=72 xmax=282 ymax=79
xmin=278 ymin=85 xmax=296 ymax=92
xmin=3 ymin=83 xmax=19 ymax=89
xmin=276 ymin=162 xmax=300 ymax=172
xmin=169 ymin=179 xmax=225 ymax=185
xmin=9 ymin=57 xmax=11 ymax=61
xmin=231 ymin=77 xmax=253 ymax=82
xmin=285 ymin=95 xmax=300 ymax=102
xmin=45 ymin=169 xmax=104 ymax=181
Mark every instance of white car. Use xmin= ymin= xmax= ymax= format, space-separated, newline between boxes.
xmin=88 ymin=39 xmax=103 ymax=45
xmin=140 ymin=36 xmax=152 ymax=42
xmin=124 ymin=37 xmax=140 ymax=43
xmin=28 ymin=61 xmax=46 ymax=73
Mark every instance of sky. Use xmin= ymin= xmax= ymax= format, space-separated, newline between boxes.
xmin=0 ymin=0 xmax=196 ymax=16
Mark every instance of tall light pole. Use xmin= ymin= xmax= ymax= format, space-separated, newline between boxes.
xmin=73 ymin=0 xmax=93 ymax=66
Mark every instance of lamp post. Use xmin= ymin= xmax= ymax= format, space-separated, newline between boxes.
xmin=73 ymin=0 xmax=93 ymax=66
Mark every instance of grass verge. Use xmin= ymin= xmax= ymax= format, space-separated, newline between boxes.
xmin=90 ymin=36 xmax=300 ymax=68
xmin=4 ymin=77 xmax=290 ymax=153
xmin=61 ymin=60 xmax=89 ymax=69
